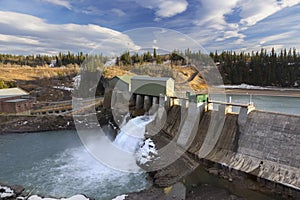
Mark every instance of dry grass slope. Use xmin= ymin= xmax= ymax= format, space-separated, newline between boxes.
xmin=103 ymin=64 xmax=208 ymax=93
xmin=0 ymin=64 xmax=79 ymax=82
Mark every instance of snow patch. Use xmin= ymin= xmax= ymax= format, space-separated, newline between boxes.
xmin=53 ymin=86 xmax=74 ymax=92
xmin=217 ymin=84 xmax=300 ymax=91
xmin=218 ymin=84 xmax=270 ymax=90
xmin=0 ymin=185 xmax=14 ymax=198
xmin=28 ymin=194 xmax=90 ymax=200
xmin=104 ymin=58 xmax=116 ymax=67
xmin=73 ymin=75 xmax=81 ymax=89
xmin=136 ymin=138 xmax=158 ymax=165
xmin=111 ymin=194 xmax=128 ymax=200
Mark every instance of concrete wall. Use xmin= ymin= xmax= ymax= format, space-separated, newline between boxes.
xmin=155 ymin=105 xmax=300 ymax=194
xmin=238 ymin=110 xmax=300 ymax=169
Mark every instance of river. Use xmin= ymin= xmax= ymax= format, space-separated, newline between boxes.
xmin=0 ymin=95 xmax=299 ymax=199
xmin=210 ymin=94 xmax=300 ymax=115
xmin=0 ymin=130 xmax=151 ymax=199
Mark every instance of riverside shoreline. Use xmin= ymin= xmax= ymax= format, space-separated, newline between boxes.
xmin=0 ymin=108 xmax=114 ymax=134
xmin=224 ymin=88 xmax=300 ymax=97
xmin=1 ymin=98 xmax=299 ymax=199
xmin=0 ymin=115 xmax=75 ymax=134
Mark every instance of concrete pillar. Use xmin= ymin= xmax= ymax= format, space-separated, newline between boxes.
xmin=206 ymin=102 xmax=213 ymax=111
xmin=247 ymin=104 xmax=255 ymax=114
xmin=144 ymin=95 xmax=151 ymax=111
xmin=153 ymin=97 xmax=158 ymax=105
xmin=129 ymin=94 xmax=135 ymax=107
xmin=170 ymin=98 xmax=174 ymax=107
xmin=149 ymin=96 xmax=159 ymax=115
xmin=181 ymin=99 xmax=186 ymax=109
xmin=173 ymin=98 xmax=180 ymax=106
xmin=136 ymin=94 xmax=142 ymax=109
xmin=159 ymin=95 xmax=165 ymax=107
xmin=225 ymin=96 xmax=232 ymax=113
xmin=165 ymin=96 xmax=171 ymax=110
xmin=225 ymin=105 xmax=232 ymax=114
xmin=149 ymin=96 xmax=153 ymax=109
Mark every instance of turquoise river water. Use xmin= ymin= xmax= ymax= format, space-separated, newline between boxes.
xmin=0 ymin=95 xmax=299 ymax=199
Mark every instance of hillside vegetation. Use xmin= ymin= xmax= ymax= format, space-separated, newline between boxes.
xmin=0 ymin=64 xmax=79 ymax=82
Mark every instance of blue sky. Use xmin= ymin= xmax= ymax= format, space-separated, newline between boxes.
xmin=0 ymin=0 xmax=299 ymax=55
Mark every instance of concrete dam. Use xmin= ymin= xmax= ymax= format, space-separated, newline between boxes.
xmin=145 ymin=103 xmax=300 ymax=198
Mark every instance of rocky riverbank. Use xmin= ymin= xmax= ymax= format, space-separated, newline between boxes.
xmin=0 ymin=183 xmax=92 ymax=200
xmin=0 ymin=107 xmax=115 ymax=134
xmin=0 ymin=115 xmax=75 ymax=134
xmin=124 ymin=183 xmax=245 ymax=200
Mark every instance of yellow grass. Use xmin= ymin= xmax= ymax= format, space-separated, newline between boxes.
xmin=0 ymin=64 xmax=79 ymax=81
xmin=104 ymin=64 xmax=208 ymax=92
xmin=103 ymin=66 xmax=134 ymax=79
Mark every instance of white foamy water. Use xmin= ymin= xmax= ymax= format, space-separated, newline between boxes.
xmin=113 ymin=115 xmax=155 ymax=153
xmin=0 ymin=130 xmax=152 ymax=200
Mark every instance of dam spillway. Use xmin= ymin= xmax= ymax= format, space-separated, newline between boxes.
xmin=146 ymin=103 xmax=300 ymax=198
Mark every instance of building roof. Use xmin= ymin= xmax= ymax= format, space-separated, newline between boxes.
xmin=131 ymin=76 xmax=174 ymax=82
xmin=0 ymin=88 xmax=29 ymax=99
xmin=117 ymin=75 xmax=133 ymax=85
xmin=111 ymin=75 xmax=134 ymax=85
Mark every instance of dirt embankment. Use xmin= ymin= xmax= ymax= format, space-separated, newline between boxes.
xmin=0 ymin=115 xmax=75 ymax=134
xmin=0 ymin=108 xmax=114 ymax=134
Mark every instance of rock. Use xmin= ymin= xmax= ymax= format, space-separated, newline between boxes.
xmin=11 ymin=185 xmax=25 ymax=196
xmin=207 ymin=168 xmax=219 ymax=176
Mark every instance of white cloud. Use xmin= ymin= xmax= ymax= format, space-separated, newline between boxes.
xmin=134 ymin=0 xmax=188 ymax=18
xmin=188 ymin=0 xmax=300 ymax=51
xmin=42 ymin=0 xmax=72 ymax=10
xmin=0 ymin=34 xmax=40 ymax=45
xmin=215 ymin=30 xmax=245 ymax=42
xmin=237 ymin=5 xmax=300 ymax=52
xmin=0 ymin=11 xmax=139 ymax=55
xmin=258 ymin=32 xmax=295 ymax=45
xmin=195 ymin=0 xmax=239 ymax=26
xmin=238 ymin=0 xmax=300 ymax=26
xmin=111 ymin=8 xmax=126 ymax=17
xmin=239 ymin=0 xmax=278 ymax=26
xmin=191 ymin=0 xmax=243 ymax=47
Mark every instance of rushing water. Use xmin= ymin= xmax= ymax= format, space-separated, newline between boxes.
xmin=113 ymin=115 xmax=155 ymax=153
xmin=0 ymin=130 xmax=152 ymax=199
xmin=0 ymin=95 xmax=299 ymax=199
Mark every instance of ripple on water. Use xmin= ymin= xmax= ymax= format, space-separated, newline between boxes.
xmin=0 ymin=131 xmax=151 ymax=200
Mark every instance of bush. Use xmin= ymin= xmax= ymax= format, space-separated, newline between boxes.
xmin=0 ymin=80 xmax=8 ymax=89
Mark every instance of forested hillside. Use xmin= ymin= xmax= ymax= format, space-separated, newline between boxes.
xmin=0 ymin=48 xmax=299 ymax=88
xmin=210 ymin=48 xmax=300 ymax=87
xmin=0 ymin=51 xmax=87 ymax=67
